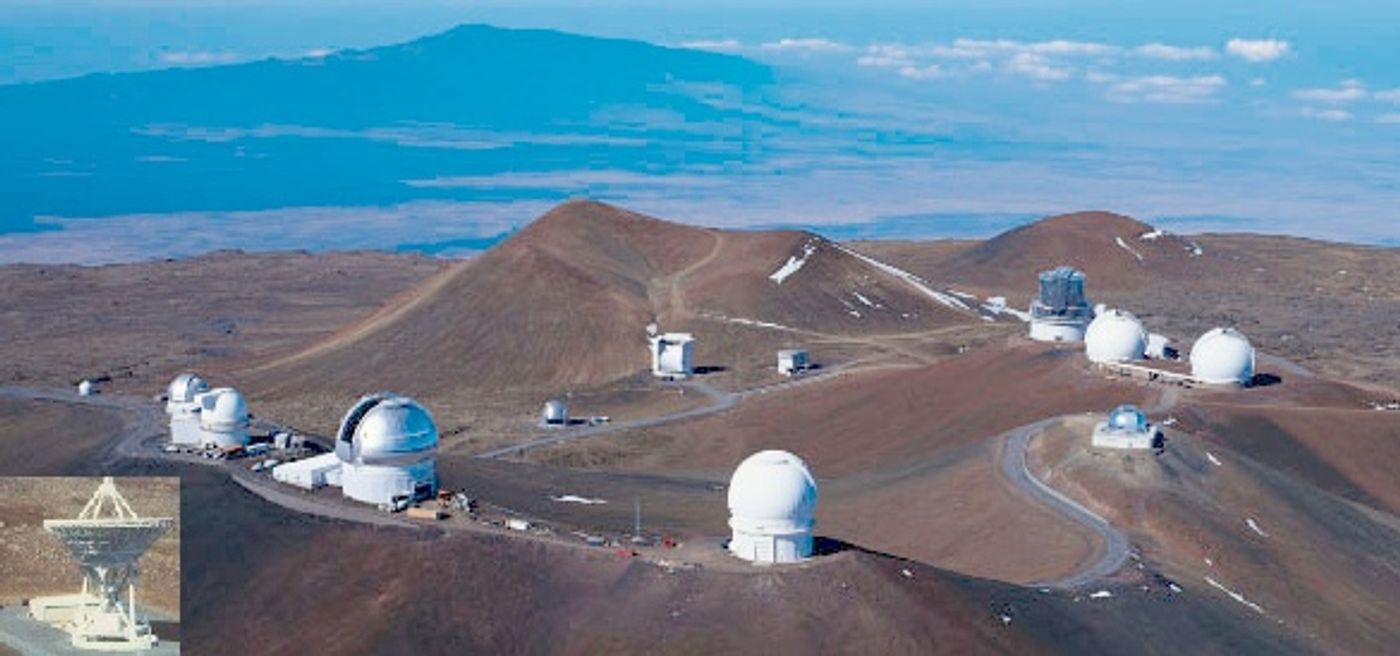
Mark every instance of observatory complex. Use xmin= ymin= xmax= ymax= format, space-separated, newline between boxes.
xmin=31 ymin=477 xmax=173 ymax=652
xmin=274 ymin=392 xmax=438 ymax=506
xmin=1190 ymin=327 xmax=1256 ymax=385
xmin=1028 ymin=266 xmax=1094 ymax=342
xmin=727 ymin=450 xmax=818 ymax=565
xmin=1084 ymin=308 xmax=1148 ymax=364
xmin=1091 ymin=405 xmax=1161 ymax=450
xmin=649 ymin=332 xmax=695 ymax=379
xmin=164 ymin=374 xmax=250 ymax=449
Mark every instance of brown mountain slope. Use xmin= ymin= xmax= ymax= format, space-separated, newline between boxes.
xmin=860 ymin=211 xmax=1226 ymax=295
xmin=239 ymin=200 xmax=972 ymax=399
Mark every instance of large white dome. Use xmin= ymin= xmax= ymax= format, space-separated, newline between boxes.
xmin=337 ymin=393 xmax=438 ymax=463
xmin=166 ymin=373 xmax=208 ymax=405
xmin=1190 ymin=327 xmax=1255 ymax=384
xmin=1084 ymin=309 xmax=1147 ymax=363
xmin=727 ymin=450 xmax=817 ymax=525
xmin=199 ymin=388 xmax=248 ymax=429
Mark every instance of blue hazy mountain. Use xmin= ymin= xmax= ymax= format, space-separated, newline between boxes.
xmin=0 ymin=24 xmax=775 ymax=233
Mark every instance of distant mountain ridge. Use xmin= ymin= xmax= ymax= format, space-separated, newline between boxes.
xmin=0 ymin=24 xmax=776 ymax=232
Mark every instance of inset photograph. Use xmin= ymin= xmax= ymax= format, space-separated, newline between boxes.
xmin=0 ymin=476 xmax=179 ymax=654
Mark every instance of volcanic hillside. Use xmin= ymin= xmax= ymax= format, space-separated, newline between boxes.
xmin=864 ymin=211 xmax=1226 ymax=297
xmin=241 ymin=200 xmax=973 ymax=399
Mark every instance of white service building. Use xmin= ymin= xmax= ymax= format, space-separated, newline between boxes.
xmin=727 ymin=450 xmax=818 ymax=565
xmin=1084 ymin=308 xmax=1148 ymax=363
xmin=165 ymin=373 xmax=209 ymax=445
xmin=777 ymin=349 xmax=808 ymax=376
xmin=272 ymin=452 xmax=343 ymax=490
xmin=542 ymin=399 xmax=569 ymax=426
xmin=1092 ymin=404 xmax=1160 ymax=450
xmin=1190 ymin=327 xmax=1256 ymax=385
xmin=649 ymin=333 xmax=695 ymax=379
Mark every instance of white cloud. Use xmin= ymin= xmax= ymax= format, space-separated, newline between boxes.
xmin=1006 ymin=52 xmax=1072 ymax=81
xmin=1225 ymin=39 xmax=1291 ymax=62
xmin=760 ymin=37 xmax=854 ymax=53
xmin=1292 ymin=79 xmax=1367 ymax=103
xmin=1250 ymin=77 xmax=1267 ymax=87
xmin=1099 ymin=74 xmax=1227 ymax=104
xmin=953 ymin=38 xmax=1118 ymax=57
xmin=897 ymin=64 xmax=944 ymax=81
xmin=1374 ymin=89 xmax=1400 ymax=104
xmin=1376 ymin=113 xmax=1400 ymax=124
xmin=302 ymin=48 xmax=336 ymax=59
xmin=1300 ymin=107 xmax=1354 ymax=121
xmin=680 ymin=39 xmax=742 ymax=51
xmin=1135 ymin=43 xmax=1218 ymax=61
xmin=157 ymin=51 xmax=240 ymax=66
xmin=857 ymin=45 xmax=914 ymax=69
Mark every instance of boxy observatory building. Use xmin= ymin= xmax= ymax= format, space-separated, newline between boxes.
xmin=165 ymin=374 xmax=251 ymax=449
xmin=1084 ymin=308 xmax=1148 ymax=363
xmin=1092 ymin=405 xmax=1161 ymax=450
xmin=649 ymin=332 xmax=695 ymax=379
xmin=274 ymin=392 xmax=438 ymax=506
xmin=30 ymin=477 xmax=173 ymax=651
xmin=727 ymin=450 xmax=818 ymax=565
xmin=164 ymin=373 xmax=209 ymax=445
xmin=1190 ymin=327 xmax=1256 ymax=385
xmin=1028 ymin=266 xmax=1094 ymax=342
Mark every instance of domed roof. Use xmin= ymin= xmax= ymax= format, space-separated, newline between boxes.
xmin=1085 ymin=308 xmax=1147 ymax=363
xmin=200 ymin=388 xmax=248 ymax=428
xmin=167 ymin=373 xmax=208 ymax=404
xmin=338 ymin=393 xmax=438 ymax=462
xmin=1190 ymin=327 xmax=1255 ymax=384
xmin=727 ymin=450 xmax=818 ymax=525
xmin=1107 ymin=404 xmax=1148 ymax=433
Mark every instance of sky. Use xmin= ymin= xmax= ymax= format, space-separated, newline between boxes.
xmin=0 ymin=1 xmax=1396 ymax=262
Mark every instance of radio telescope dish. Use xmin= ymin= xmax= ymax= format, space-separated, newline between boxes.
xmin=40 ymin=477 xmax=174 ymax=651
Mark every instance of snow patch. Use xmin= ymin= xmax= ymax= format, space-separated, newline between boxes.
xmin=999 ymin=614 xmax=1013 ymax=625
xmin=1168 ymin=583 xmax=1183 ymax=594
xmin=1206 ymin=452 xmax=1222 ymax=467
xmin=1204 ymin=576 xmax=1265 ymax=614
xmin=947 ymin=289 xmax=978 ymax=300
xmin=769 ymin=242 xmax=818 ymax=284
xmin=1115 ymin=236 xmax=1145 ymax=261
xmin=848 ymin=309 xmax=863 ymax=318
xmin=551 ymin=494 xmax=607 ymax=505
xmin=711 ymin=313 xmax=800 ymax=332
xmin=981 ymin=296 xmax=1031 ymax=322
xmin=830 ymin=244 xmax=971 ymax=311
xmin=1246 ymin=518 xmax=1269 ymax=537
xmin=1186 ymin=241 xmax=1204 ymax=257
xmin=852 ymin=291 xmax=876 ymax=308
xmin=1089 ymin=590 xmax=1114 ymax=599
xmin=1139 ymin=228 xmax=1166 ymax=241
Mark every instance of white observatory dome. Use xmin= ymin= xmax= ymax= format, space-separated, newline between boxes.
xmin=166 ymin=373 xmax=208 ymax=408
xmin=1084 ymin=309 xmax=1147 ymax=363
xmin=1190 ymin=327 xmax=1255 ymax=385
xmin=727 ymin=450 xmax=817 ymax=564
xmin=195 ymin=388 xmax=249 ymax=448
xmin=1107 ymin=404 xmax=1148 ymax=433
xmin=336 ymin=393 xmax=439 ymax=505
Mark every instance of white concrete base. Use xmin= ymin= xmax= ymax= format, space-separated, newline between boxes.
xmin=1029 ymin=319 xmax=1088 ymax=343
xmin=729 ymin=530 xmax=812 ymax=564
xmin=1091 ymin=421 xmax=1158 ymax=450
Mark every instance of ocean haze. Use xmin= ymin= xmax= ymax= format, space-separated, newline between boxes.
xmin=1 ymin=9 xmax=1398 ymax=263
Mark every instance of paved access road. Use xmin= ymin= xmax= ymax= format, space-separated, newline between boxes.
xmin=998 ymin=417 xmax=1131 ymax=589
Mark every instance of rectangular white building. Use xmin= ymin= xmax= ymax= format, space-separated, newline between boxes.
xmin=649 ymin=333 xmax=695 ymax=379
xmin=272 ymin=453 xmax=343 ymax=490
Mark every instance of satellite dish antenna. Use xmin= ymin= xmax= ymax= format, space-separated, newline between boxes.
xmin=41 ymin=477 xmax=173 ymax=651
xmin=646 ymin=321 xmax=659 ymax=338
